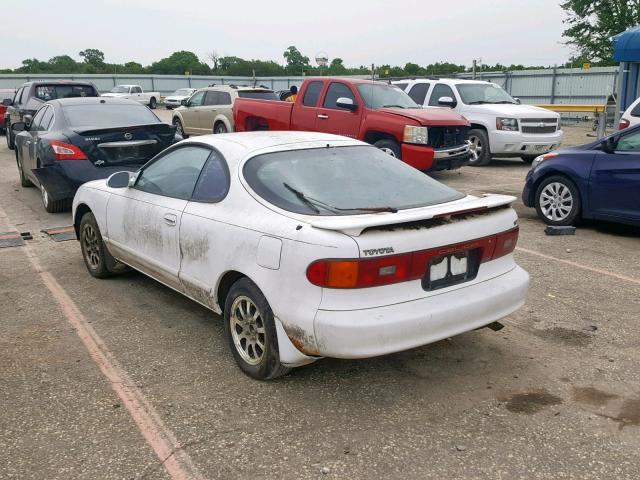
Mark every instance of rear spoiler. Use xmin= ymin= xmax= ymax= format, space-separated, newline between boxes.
xmin=307 ymin=194 xmax=516 ymax=236
xmin=73 ymin=123 xmax=175 ymax=136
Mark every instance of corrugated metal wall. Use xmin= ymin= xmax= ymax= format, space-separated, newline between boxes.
xmin=0 ymin=67 xmax=619 ymax=104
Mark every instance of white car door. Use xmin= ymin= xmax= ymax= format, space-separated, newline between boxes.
xmin=105 ymin=145 xmax=212 ymax=290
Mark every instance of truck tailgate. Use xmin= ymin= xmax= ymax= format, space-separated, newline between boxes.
xmin=233 ymin=98 xmax=293 ymax=132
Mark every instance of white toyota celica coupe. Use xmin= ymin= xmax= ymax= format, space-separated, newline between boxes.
xmin=72 ymin=132 xmax=529 ymax=380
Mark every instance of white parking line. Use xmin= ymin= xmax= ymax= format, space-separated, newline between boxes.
xmin=516 ymin=246 xmax=640 ymax=286
xmin=0 ymin=205 xmax=203 ymax=480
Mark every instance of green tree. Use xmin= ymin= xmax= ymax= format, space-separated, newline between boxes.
xmin=150 ymin=51 xmax=211 ymax=75
xmin=79 ymin=48 xmax=105 ymax=67
xmin=47 ymin=55 xmax=79 ymax=73
xmin=328 ymin=58 xmax=347 ymax=74
xmin=561 ymin=0 xmax=640 ymax=63
xmin=283 ymin=46 xmax=310 ymax=74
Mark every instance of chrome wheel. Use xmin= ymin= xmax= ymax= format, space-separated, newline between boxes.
xmin=230 ymin=296 xmax=266 ymax=366
xmin=539 ymin=182 xmax=573 ymax=222
xmin=40 ymin=185 xmax=49 ymax=208
xmin=174 ymin=120 xmax=183 ymax=137
xmin=469 ymin=135 xmax=483 ymax=162
xmin=380 ymin=147 xmax=397 ymax=157
xmin=81 ymin=224 xmax=101 ymax=269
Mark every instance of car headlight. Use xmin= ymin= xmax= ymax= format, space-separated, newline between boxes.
xmin=531 ymin=152 xmax=558 ymax=170
xmin=403 ymin=125 xmax=428 ymax=144
xmin=496 ymin=117 xmax=519 ymax=131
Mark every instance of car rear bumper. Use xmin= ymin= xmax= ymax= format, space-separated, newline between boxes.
xmin=313 ymin=265 xmax=529 ymax=359
xmin=490 ymin=130 xmax=563 ymax=156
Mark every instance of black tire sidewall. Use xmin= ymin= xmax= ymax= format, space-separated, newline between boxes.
xmin=223 ymin=278 xmax=284 ymax=380
xmin=79 ymin=212 xmax=113 ymax=278
xmin=373 ymin=139 xmax=402 ymax=159
xmin=6 ymin=124 xmax=14 ymax=150
xmin=149 ymin=98 xmax=157 ymax=109
xmin=468 ymin=128 xmax=491 ymax=166
xmin=214 ymin=123 xmax=227 ymax=134
xmin=534 ymin=175 xmax=581 ymax=226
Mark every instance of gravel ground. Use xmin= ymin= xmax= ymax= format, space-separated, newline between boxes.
xmin=1 ymin=121 xmax=639 ymax=480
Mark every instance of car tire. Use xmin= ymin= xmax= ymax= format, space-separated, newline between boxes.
xmin=40 ymin=184 xmax=69 ymax=213
xmin=214 ymin=122 xmax=228 ymax=134
xmin=224 ymin=278 xmax=291 ymax=381
xmin=16 ymin=150 xmax=33 ymax=187
xmin=6 ymin=122 xmax=14 ymax=150
xmin=467 ymin=128 xmax=491 ymax=166
xmin=521 ymin=155 xmax=538 ymax=164
xmin=534 ymin=175 xmax=581 ymax=226
xmin=149 ymin=97 xmax=157 ymax=109
xmin=79 ymin=212 xmax=128 ymax=278
xmin=373 ymin=139 xmax=402 ymax=159
xmin=173 ymin=118 xmax=187 ymax=139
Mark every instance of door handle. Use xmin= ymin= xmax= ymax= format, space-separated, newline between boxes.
xmin=163 ymin=213 xmax=177 ymax=226
xmin=317 ymin=114 xmax=329 ymax=119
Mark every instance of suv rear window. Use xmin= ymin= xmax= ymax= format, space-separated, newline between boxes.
xmin=238 ymin=91 xmax=278 ymax=100
xmin=243 ymin=145 xmax=463 ymax=216
xmin=34 ymin=84 xmax=98 ymax=101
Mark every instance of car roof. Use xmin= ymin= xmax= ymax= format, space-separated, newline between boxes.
xmin=46 ymin=97 xmax=144 ymax=107
xmin=22 ymin=80 xmax=97 ymax=87
xmin=395 ymin=78 xmax=494 ymax=85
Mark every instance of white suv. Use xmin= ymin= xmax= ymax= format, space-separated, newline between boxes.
xmin=619 ymin=96 xmax=640 ymax=130
xmin=394 ymin=79 xmax=563 ymax=166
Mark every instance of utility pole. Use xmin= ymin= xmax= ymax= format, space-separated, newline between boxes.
xmin=371 ymin=63 xmax=375 ymax=81
xmin=472 ymin=58 xmax=482 ymax=80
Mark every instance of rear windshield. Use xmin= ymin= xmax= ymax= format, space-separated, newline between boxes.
xmin=34 ymin=84 xmax=98 ymax=101
xmin=238 ymin=90 xmax=279 ymax=100
xmin=63 ymin=104 xmax=160 ymax=128
xmin=243 ymin=145 xmax=464 ymax=216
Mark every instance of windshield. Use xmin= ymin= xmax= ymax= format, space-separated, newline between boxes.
xmin=238 ymin=90 xmax=279 ymax=100
xmin=173 ymin=89 xmax=194 ymax=96
xmin=63 ymin=104 xmax=160 ymax=128
xmin=109 ymin=86 xmax=130 ymax=93
xmin=457 ymin=83 xmax=516 ymax=105
xmin=244 ymin=145 xmax=464 ymax=216
xmin=34 ymin=84 xmax=98 ymax=101
xmin=357 ymin=83 xmax=419 ymax=109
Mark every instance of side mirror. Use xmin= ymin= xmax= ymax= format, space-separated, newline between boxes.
xmin=601 ymin=137 xmax=617 ymax=154
xmin=181 ymin=99 xmax=189 ymax=106
xmin=437 ymin=96 xmax=457 ymax=108
xmin=23 ymin=114 xmax=33 ymax=128
xmin=2 ymin=98 xmax=12 ymax=106
xmin=106 ymin=171 xmax=132 ymax=188
xmin=336 ymin=97 xmax=357 ymax=111
xmin=11 ymin=122 xmax=26 ymax=132
xmin=514 ymin=97 xmax=522 ymax=105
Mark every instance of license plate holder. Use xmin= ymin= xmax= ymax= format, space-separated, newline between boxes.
xmin=422 ymin=250 xmax=480 ymax=291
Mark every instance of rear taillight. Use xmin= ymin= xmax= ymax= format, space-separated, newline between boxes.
xmin=619 ymin=118 xmax=630 ymax=130
xmin=306 ymin=227 xmax=519 ymax=289
xmin=50 ymin=140 xmax=87 ymax=160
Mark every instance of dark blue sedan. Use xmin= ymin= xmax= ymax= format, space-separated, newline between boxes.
xmin=522 ymin=124 xmax=640 ymax=227
xmin=13 ymin=97 xmax=179 ymax=213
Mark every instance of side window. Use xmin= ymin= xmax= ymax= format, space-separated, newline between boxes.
xmin=30 ymin=107 xmax=47 ymax=130
xmin=394 ymin=82 xmax=408 ymax=91
xmin=630 ymin=101 xmax=640 ymax=117
xmin=323 ymin=83 xmax=355 ymax=109
xmin=39 ymin=106 xmax=54 ymax=131
xmin=408 ymin=83 xmax=430 ymax=105
xmin=191 ymin=150 xmax=230 ymax=202
xmin=616 ymin=131 xmax=640 ymax=152
xmin=219 ymin=92 xmax=232 ymax=105
xmin=133 ymin=86 xmax=142 ymax=94
xmin=13 ymin=87 xmax=24 ymax=105
xmin=428 ymin=84 xmax=456 ymax=106
xmin=302 ymin=81 xmax=323 ymax=107
xmin=204 ymin=91 xmax=220 ymax=106
xmin=189 ymin=91 xmax=205 ymax=107
xmin=135 ymin=146 xmax=211 ymax=199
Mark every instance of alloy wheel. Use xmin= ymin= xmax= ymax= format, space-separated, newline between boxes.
xmin=230 ymin=296 xmax=266 ymax=366
xmin=469 ymin=135 xmax=483 ymax=162
xmin=174 ymin=120 xmax=183 ymax=137
xmin=82 ymin=224 xmax=101 ymax=269
xmin=380 ymin=147 xmax=397 ymax=157
xmin=539 ymin=182 xmax=573 ymax=222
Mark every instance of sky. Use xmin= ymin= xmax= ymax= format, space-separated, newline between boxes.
xmin=1 ymin=0 xmax=573 ymax=70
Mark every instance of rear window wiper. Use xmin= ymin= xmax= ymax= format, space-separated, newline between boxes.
xmin=283 ymin=183 xmax=397 ymax=214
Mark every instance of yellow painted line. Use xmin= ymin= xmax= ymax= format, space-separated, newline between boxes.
xmin=535 ymin=104 xmax=606 ymax=113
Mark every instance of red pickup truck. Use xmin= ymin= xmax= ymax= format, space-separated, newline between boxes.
xmin=233 ymin=78 xmax=471 ymax=171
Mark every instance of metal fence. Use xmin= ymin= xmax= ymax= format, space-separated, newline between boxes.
xmin=0 ymin=67 xmax=619 ymax=104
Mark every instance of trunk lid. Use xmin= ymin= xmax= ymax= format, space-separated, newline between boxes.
xmin=71 ymin=123 xmax=176 ymax=167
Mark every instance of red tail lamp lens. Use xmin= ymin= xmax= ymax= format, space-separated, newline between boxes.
xmin=50 ymin=140 xmax=87 ymax=160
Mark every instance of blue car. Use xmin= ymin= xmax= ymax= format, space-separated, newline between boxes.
xmin=522 ymin=124 xmax=640 ymax=227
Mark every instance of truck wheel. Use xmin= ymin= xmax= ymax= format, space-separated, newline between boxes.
xmin=374 ymin=139 xmax=402 ymax=159
xmin=6 ymin=122 xmax=14 ymax=150
xmin=521 ymin=155 xmax=538 ymax=164
xmin=149 ymin=97 xmax=157 ymax=109
xmin=224 ymin=278 xmax=291 ymax=381
xmin=468 ymin=129 xmax=491 ymax=166
xmin=173 ymin=118 xmax=188 ymax=139
xmin=534 ymin=175 xmax=581 ymax=226
xmin=214 ymin=122 xmax=228 ymax=134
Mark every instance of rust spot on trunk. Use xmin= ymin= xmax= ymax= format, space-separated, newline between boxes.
xmin=285 ymin=325 xmax=320 ymax=356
